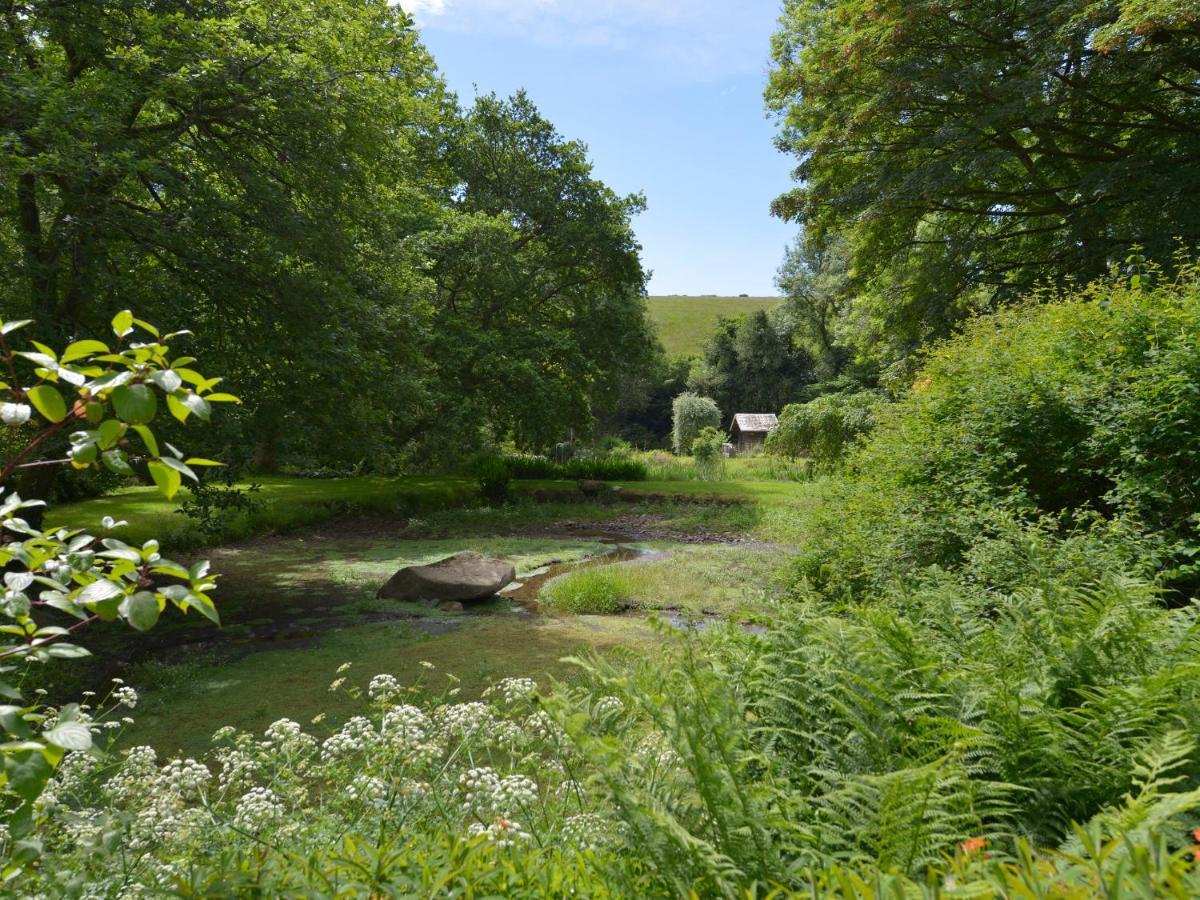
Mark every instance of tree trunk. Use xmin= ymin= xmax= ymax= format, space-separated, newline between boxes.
xmin=15 ymin=173 xmax=58 ymax=321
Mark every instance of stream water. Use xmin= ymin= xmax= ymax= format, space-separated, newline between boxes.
xmin=68 ymin=533 xmax=765 ymax=710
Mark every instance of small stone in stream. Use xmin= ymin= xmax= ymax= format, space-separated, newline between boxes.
xmin=438 ymin=600 xmax=464 ymax=612
xmin=378 ymin=551 xmax=516 ymax=602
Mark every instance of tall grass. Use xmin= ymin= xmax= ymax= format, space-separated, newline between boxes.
xmin=635 ymin=451 xmax=811 ymax=483
xmin=503 ymin=453 xmax=648 ymax=481
xmin=541 ymin=565 xmax=650 ymax=614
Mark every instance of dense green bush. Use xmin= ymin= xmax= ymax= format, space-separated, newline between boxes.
xmin=177 ymin=470 xmax=263 ymax=541
xmin=789 ymin=265 xmax=1200 ymax=598
xmin=691 ymin=426 xmax=726 ymax=481
xmin=767 ymin=390 xmax=880 ymax=469
xmin=761 ymin=528 xmax=1200 ymax=854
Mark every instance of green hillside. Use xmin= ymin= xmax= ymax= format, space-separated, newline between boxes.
xmin=647 ymin=294 xmax=781 ymax=356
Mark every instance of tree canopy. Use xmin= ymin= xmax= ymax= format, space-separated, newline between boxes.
xmin=419 ymin=92 xmax=655 ymax=450
xmin=767 ymin=0 xmax=1200 ymax=363
xmin=688 ymin=310 xmax=813 ymax=415
xmin=0 ymin=1 xmax=654 ymax=470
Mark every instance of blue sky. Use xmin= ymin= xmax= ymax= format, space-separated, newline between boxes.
xmin=404 ymin=0 xmax=796 ymax=297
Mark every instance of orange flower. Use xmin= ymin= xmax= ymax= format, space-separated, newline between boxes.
xmin=961 ymin=837 xmax=987 ymax=857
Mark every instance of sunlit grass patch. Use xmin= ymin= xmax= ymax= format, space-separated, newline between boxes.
xmin=646 ymin=294 xmax=780 ymax=356
xmin=542 ymin=566 xmax=648 ymax=614
xmin=542 ymin=545 xmax=781 ymax=619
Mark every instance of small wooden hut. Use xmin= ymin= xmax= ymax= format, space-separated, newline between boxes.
xmin=729 ymin=413 xmax=778 ymax=455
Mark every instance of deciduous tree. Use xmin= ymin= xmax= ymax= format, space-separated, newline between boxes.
xmin=767 ymin=0 xmax=1200 ymax=362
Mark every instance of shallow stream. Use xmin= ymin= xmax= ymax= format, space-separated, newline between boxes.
xmin=94 ymin=527 xmax=775 ymax=756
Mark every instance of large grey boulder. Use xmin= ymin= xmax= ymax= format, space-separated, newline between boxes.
xmin=378 ymin=552 xmax=516 ymax=603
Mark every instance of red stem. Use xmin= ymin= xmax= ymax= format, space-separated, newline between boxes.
xmin=0 ymin=413 xmax=81 ymax=486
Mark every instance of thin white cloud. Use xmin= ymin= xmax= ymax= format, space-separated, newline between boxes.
xmin=398 ymin=0 xmax=449 ymax=15
xmin=394 ymin=0 xmax=449 ymax=24
xmin=394 ymin=0 xmax=777 ymax=80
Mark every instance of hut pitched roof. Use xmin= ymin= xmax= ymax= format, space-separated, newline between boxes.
xmin=731 ymin=413 xmax=778 ymax=434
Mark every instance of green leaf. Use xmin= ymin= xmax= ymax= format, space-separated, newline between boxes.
xmin=25 ymin=385 xmax=67 ymax=423
xmin=147 ymin=460 xmax=182 ymax=499
xmin=10 ymin=837 xmax=42 ymax=866
xmin=0 ymin=681 xmax=22 ymax=701
xmin=111 ymin=384 xmax=157 ymax=424
xmin=30 ymin=341 xmax=57 ymax=361
xmin=101 ymin=449 xmax=134 ymax=476
xmin=181 ymin=593 xmax=221 ymax=625
xmin=119 ymin=591 xmax=160 ymax=631
xmin=76 ymin=579 xmax=124 ymax=606
xmin=181 ymin=393 xmax=211 ymax=422
xmin=184 ymin=458 xmax=224 ymax=467
xmin=131 ymin=424 xmax=159 ymax=457
xmin=149 ymin=561 xmax=190 ymax=580
xmin=0 ymin=320 xmax=32 ymax=336
xmin=98 ymin=540 xmax=141 ymax=563
xmin=43 ymin=721 xmax=92 ymax=752
xmin=4 ymin=749 xmax=53 ymax=803
xmin=157 ymin=456 xmax=197 ymax=482
xmin=203 ymin=392 xmax=241 ymax=403
xmin=96 ymin=419 xmax=126 ymax=450
xmin=111 ymin=310 xmax=134 ymax=338
xmin=149 ymin=369 xmax=182 ymax=393
xmin=43 ymin=597 xmax=86 ymax=620
xmin=166 ymin=393 xmax=190 ymax=423
xmin=46 ymin=644 xmax=90 ymax=658
xmin=68 ymin=442 xmax=98 ymax=469
xmin=60 ymin=340 xmax=109 ymax=364
xmin=0 ymin=705 xmax=33 ymax=739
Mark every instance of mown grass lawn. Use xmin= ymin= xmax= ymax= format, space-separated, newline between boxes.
xmin=48 ymin=475 xmax=478 ymax=547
